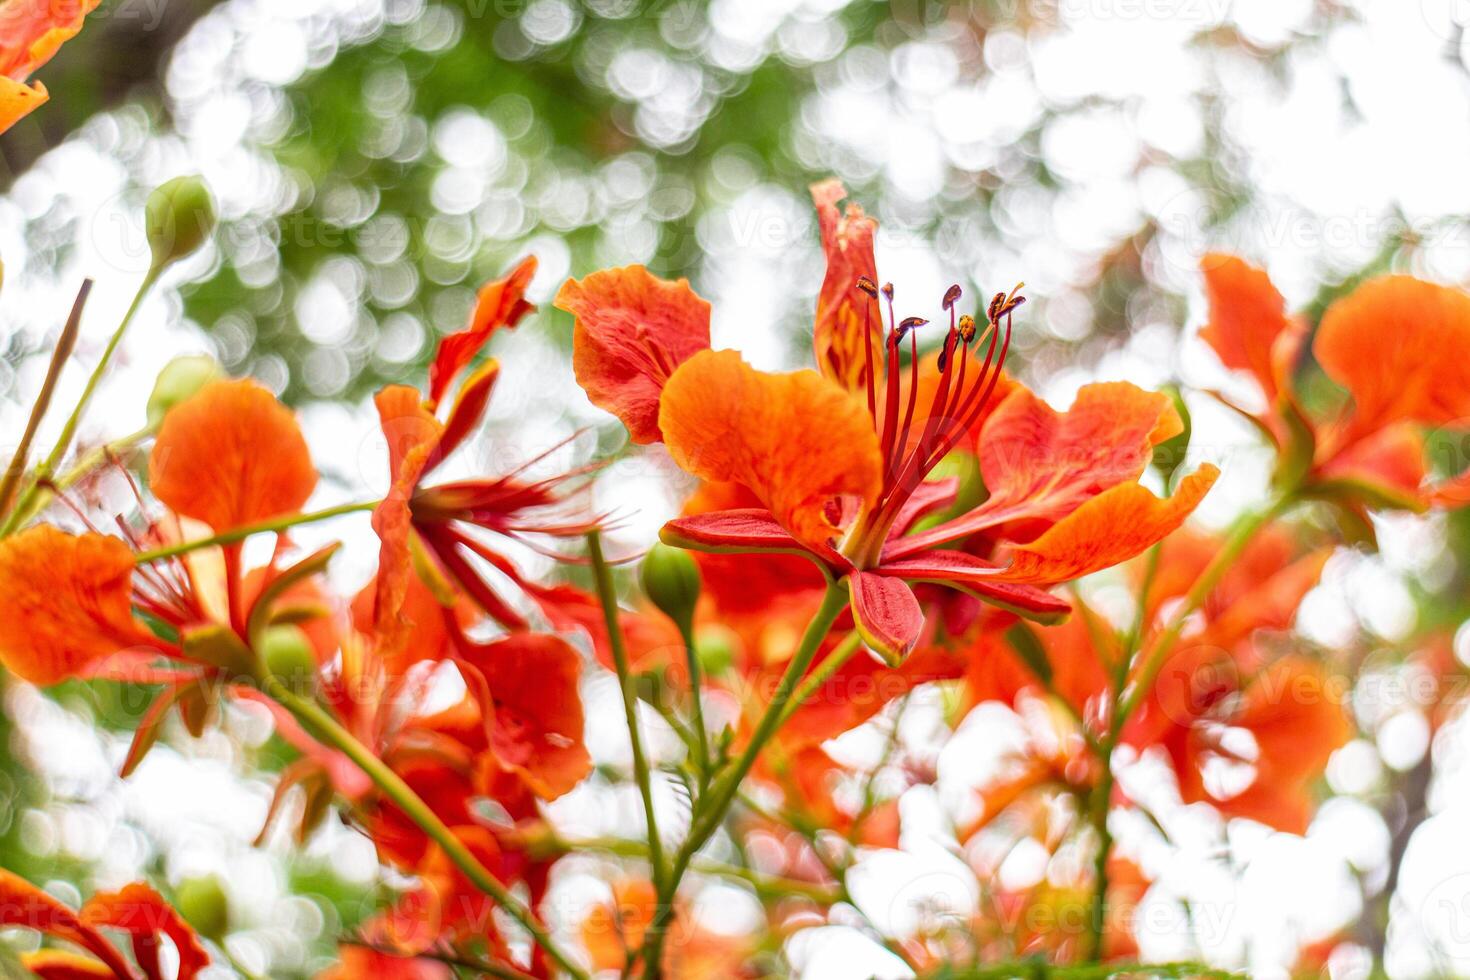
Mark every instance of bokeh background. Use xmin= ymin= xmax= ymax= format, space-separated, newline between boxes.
xmin=3 ymin=0 xmax=1470 ymax=976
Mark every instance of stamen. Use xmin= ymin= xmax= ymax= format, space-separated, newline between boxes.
xmin=942 ymin=284 xmax=962 ymax=310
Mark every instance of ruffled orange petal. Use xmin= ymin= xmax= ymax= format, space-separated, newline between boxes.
xmin=82 ymin=883 xmax=210 ymax=980
xmin=992 ymin=465 xmax=1219 ymax=585
xmin=557 ymin=265 xmax=711 ymax=444
xmin=0 ymin=0 xmax=96 ymax=134
xmin=1315 ymin=275 xmax=1470 ymax=440
xmin=369 ymin=384 xmax=444 ymax=661
xmin=426 ymin=256 xmax=536 ymax=410
xmin=1314 ymin=420 xmax=1429 ymax=510
xmin=149 ymin=378 xmax=317 ymax=534
xmin=0 ymin=526 xmax=149 ymax=685
xmin=457 ymin=633 xmax=590 ymax=800
xmin=811 ymin=179 xmax=881 ymax=392
xmin=887 ymin=381 xmax=1181 ymax=559
xmin=659 ymin=349 xmax=882 ymax=552
xmin=1200 ymin=254 xmax=1304 ymax=405
xmin=0 ymin=869 xmax=137 ymax=980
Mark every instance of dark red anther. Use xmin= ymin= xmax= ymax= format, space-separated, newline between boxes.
xmin=856 ymin=276 xmax=879 ymax=297
xmin=942 ymin=284 xmax=962 ymax=310
xmin=882 ymin=282 xmax=894 ymax=301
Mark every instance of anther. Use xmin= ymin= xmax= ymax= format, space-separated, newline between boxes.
xmin=882 ymin=283 xmax=894 ymax=301
xmin=958 ymin=314 xmax=977 ymax=343
xmin=942 ymin=284 xmax=963 ymax=310
xmin=856 ymin=276 xmax=879 ymax=298
xmin=895 ymin=316 xmax=927 ymax=339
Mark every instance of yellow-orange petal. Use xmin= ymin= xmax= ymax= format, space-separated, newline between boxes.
xmin=557 ymin=265 xmax=711 ymax=444
xmin=0 ymin=526 xmax=147 ymax=685
xmin=1315 ymin=275 xmax=1470 ymax=437
xmin=811 ymin=179 xmax=882 ymax=393
xmin=150 ymin=378 xmax=317 ymax=533
xmin=659 ymin=348 xmax=882 ymax=552
xmin=993 ymin=464 xmax=1219 ymax=585
xmin=1200 ymin=254 xmax=1302 ymax=404
xmin=426 ymin=256 xmax=536 ymax=410
xmin=0 ymin=75 xmax=44 ymax=131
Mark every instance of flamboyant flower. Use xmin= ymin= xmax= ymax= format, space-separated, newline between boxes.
xmin=557 ymin=181 xmax=1217 ymax=662
xmin=0 ymin=870 xmax=209 ymax=980
xmin=0 ymin=0 xmax=97 ymax=133
xmin=1200 ymin=255 xmax=1470 ymax=517
xmin=370 ymin=255 xmax=600 ymax=660
xmin=0 ymin=378 xmax=336 ymax=780
xmin=578 ymin=877 xmax=753 ymax=979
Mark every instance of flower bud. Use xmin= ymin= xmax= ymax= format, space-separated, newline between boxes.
xmin=640 ymin=542 xmax=701 ymax=631
xmin=259 ymin=624 xmax=318 ymax=697
xmin=175 ymin=875 xmax=230 ymax=941
xmin=147 ymin=355 xmax=223 ymax=426
xmin=146 ymin=175 xmax=216 ymax=272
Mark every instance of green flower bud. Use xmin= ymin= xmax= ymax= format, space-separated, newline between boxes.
xmin=259 ymin=624 xmax=318 ymax=697
xmin=147 ymin=355 xmax=223 ymax=426
xmin=640 ymin=542 xmax=701 ymax=631
xmin=175 ymin=875 xmax=230 ymax=941
xmin=146 ymin=175 xmax=216 ymax=272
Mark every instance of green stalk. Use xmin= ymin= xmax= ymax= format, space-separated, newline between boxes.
xmin=133 ymin=501 xmax=377 ymax=563
xmin=676 ymin=615 xmax=712 ymax=786
xmin=3 ymin=269 xmax=159 ymax=536
xmin=1080 ymin=495 xmax=1290 ymax=962
xmin=261 ymin=675 xmax=588 ymax=979
xmin=586 ymin=532 xmax=665 ymax=886
xmin=640 ymin=580 xmax=848 ymax=977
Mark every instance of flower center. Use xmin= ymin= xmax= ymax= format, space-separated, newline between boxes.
xmin=842 ymin=277 xmax=1024 ymax=566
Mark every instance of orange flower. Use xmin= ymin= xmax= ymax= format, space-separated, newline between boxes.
xmin=1200 ymin=255 xmax=1470 ymax=511
xmin=370 ymin=256 xmax=600 ymax=657
xmin=565 ymin=181 xmax=1216 ymax=663
xmin=149 ymin=378 xmax=317 ymax=535
xmin=580 ymin=878 xmax=753 ymax=979
xmin=0 ymin=0 xmax=97 ymax=132
xmin=0 ymin=870 xmax=209 ymax=980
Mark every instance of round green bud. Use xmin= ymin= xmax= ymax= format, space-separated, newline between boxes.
xmin=147 ymin=355 xmax=223 ymax=426
xmin=175 ymin=875 xmax=230 ymax=941
xmin=259 ymin=624 xmax=318 ymax=697
xmin=640 ymin=543 xmax=701 ymax=630
xmin=146 ymin=175 xmax=217 ymax=271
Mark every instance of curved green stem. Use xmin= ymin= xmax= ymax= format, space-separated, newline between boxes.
xmin=640 ymin=580 xmax=848 ymax=977
xmin=260 ymin=676 xmax=588 ymax=980
xmin=134 ymin=500 xmax=377 ymax=562
xmin=586 ymin=532 xmax=665 ymax=886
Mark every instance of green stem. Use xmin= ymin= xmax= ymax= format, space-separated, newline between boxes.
xmin=3 ymin=269 xmax=159 ymax=536
xmin=640 ymin=580 xmax=848 ymax=977
xmin=676 ymin=616 xmax=712 ymax=788
xmin=260 ymin=676 xmax=588 ymax=980
xmin=771 ymin=628 xmax=861 ymax=731
xmin=1081 ymin=496 xmax=1290 ymax=962
xmin=586 ymin=532 xmax=666 ymax=891
xmin=134 ymin=501 xmax=377 ymax=562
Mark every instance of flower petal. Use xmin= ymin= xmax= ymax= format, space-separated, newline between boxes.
xmin=455 ymin=632 xmax=590 ymax=800
xmin=0 ymin=869 xmax=137 ymax=980
xmin=848 ymin=570 xmax=923 ymax=664
xmin=0 ymin=0 xmax=96 ymax=134
xmin=660 ymin=349 xmax=882 ymax=551
xmin=877 ymin=550 xmax=1070 ymax=623
xmin=660 ymin=507 xmax=847 ymax=572
xmin=149 ymin=379 xmax=317 ymax=534
xmin=557 ymin=265 xmax=711 ymax=444
xmin=82 ymin=883 xmax=210 ymax=980
xmin=811 ymin=179 xmax=881 ymax=392
xmin=0 ymin=526 xmax=149 ymax=685
xmin=993 ymin=464 xmax=1220 ymax=585
xmin=888 ymin=381 xmax=1181 ymax=558
xmin=1200 ymin=254 xmax=1302 ymax=404
xmin=426 ymin=256 xmax=536 ymax=410
xmin=1315 ymin=274 xmax=1470 ymax=438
